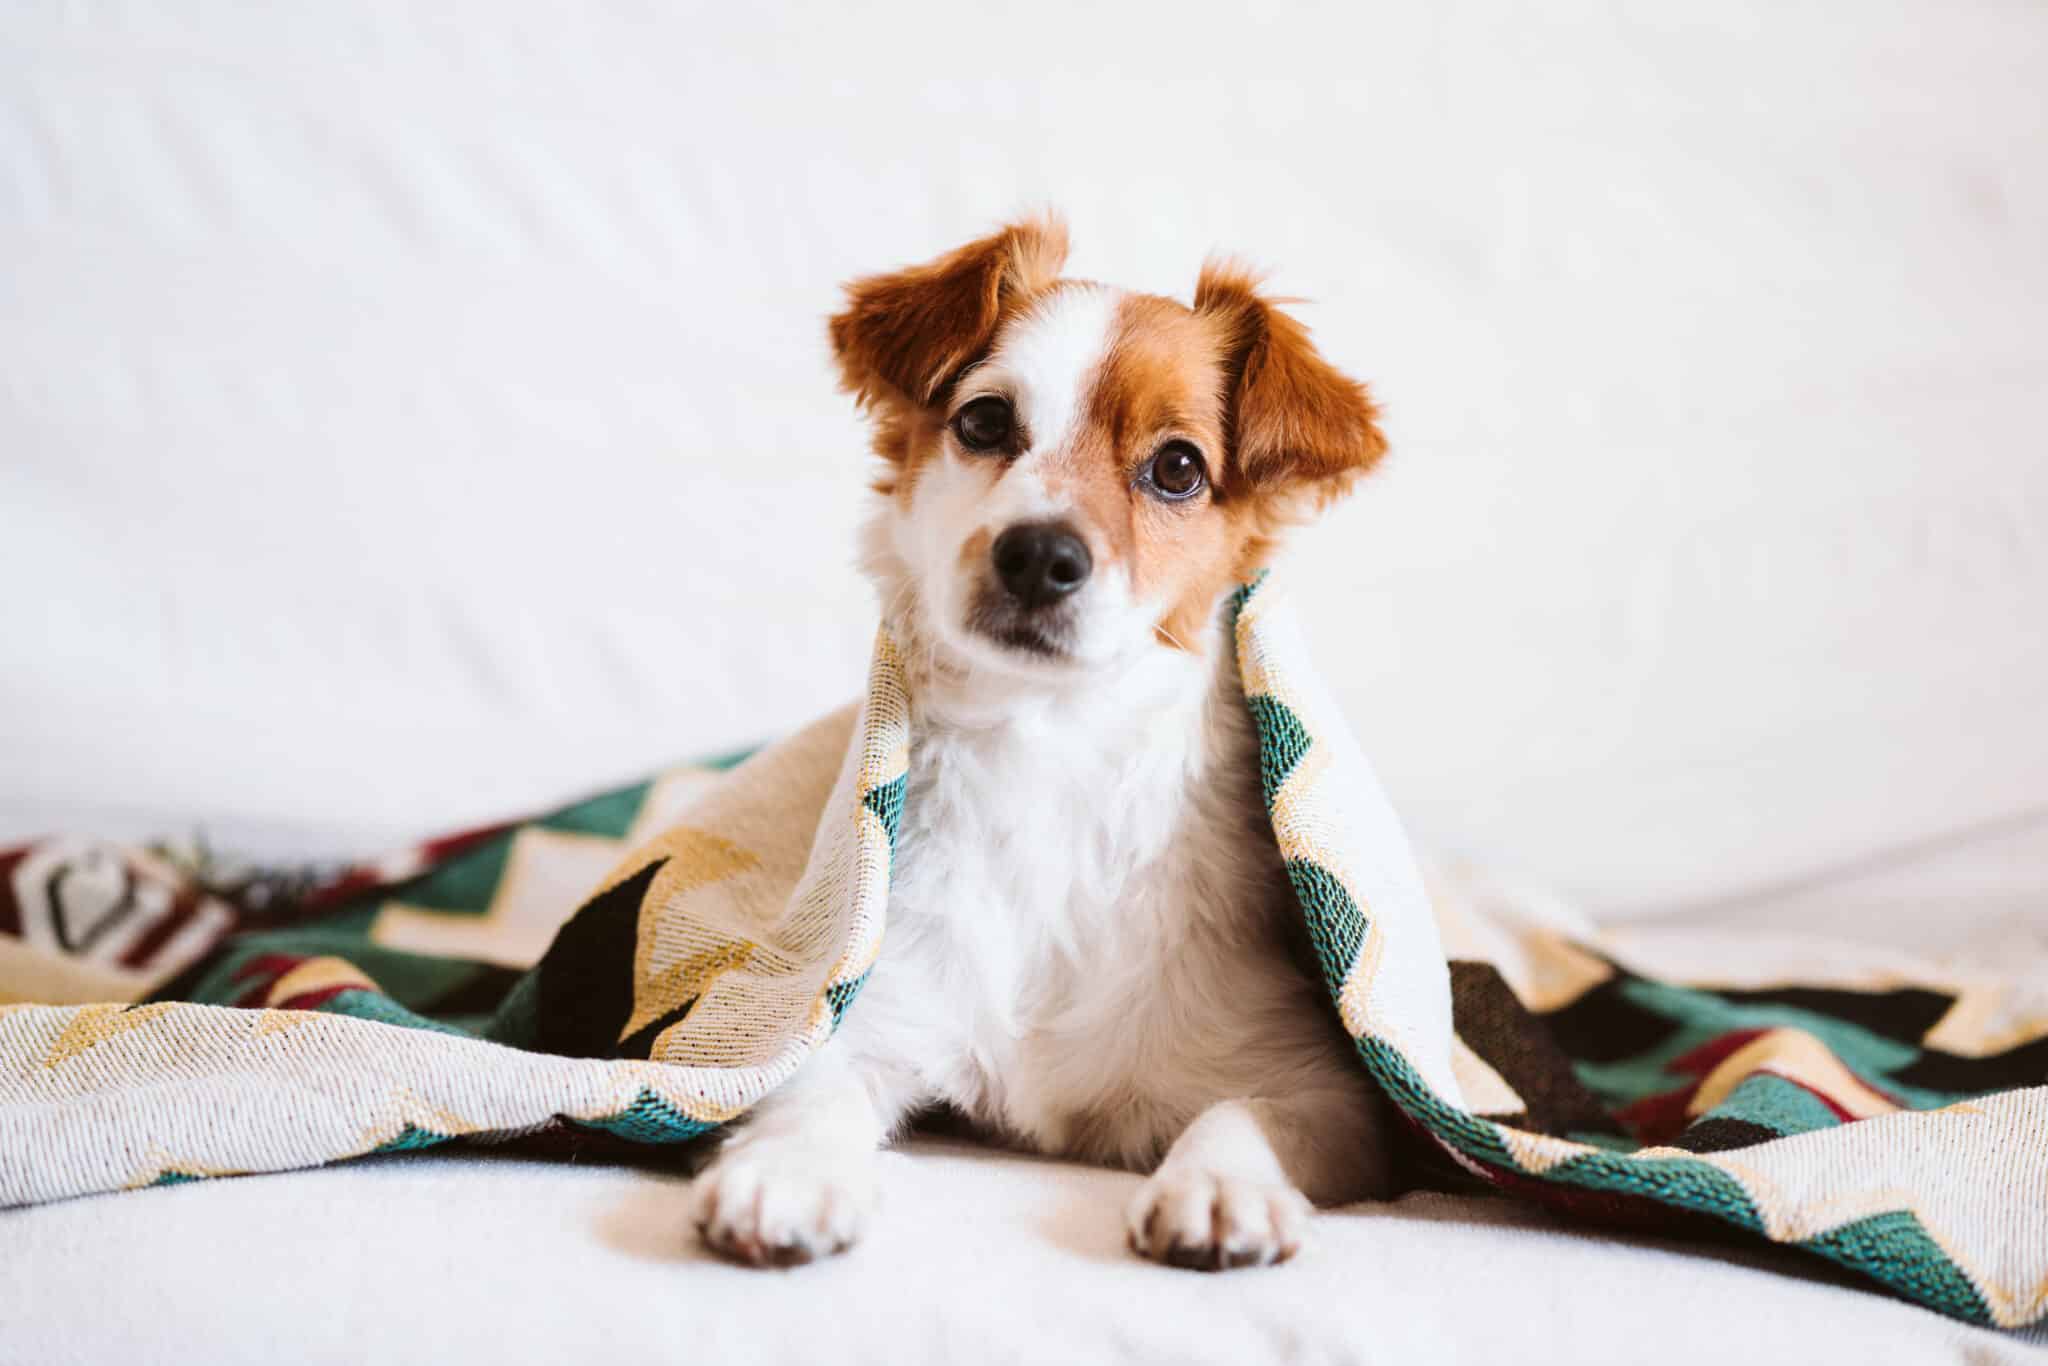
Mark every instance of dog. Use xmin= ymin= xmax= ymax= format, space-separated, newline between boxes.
xmin=690 ymin=215 xmax=1397 ymax=1271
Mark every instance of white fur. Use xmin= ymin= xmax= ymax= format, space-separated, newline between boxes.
xmin=693 ymin=296 xmax=1394 ymax=1271
xmin=963 ymin=284 xmax=1122 ymax=466
xmin=889 ymin=284 xmax=1157 ymax=676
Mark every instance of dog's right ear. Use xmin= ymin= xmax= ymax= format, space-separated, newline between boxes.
xmin=829 ymin=215 xmax=1069 ymax=409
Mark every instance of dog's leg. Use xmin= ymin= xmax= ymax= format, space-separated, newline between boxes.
xmin=1125 ymin=1091 xmax=1394 ymax=1271
xmin=690 ymin=1040 xmax=913 ymax=1266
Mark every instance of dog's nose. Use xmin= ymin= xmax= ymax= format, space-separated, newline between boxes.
xmin=991 ymin=522 xmax=1092 ymax=608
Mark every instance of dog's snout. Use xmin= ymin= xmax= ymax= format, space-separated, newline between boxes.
xmin=991 ymin=523 xmax=1092 ymax=608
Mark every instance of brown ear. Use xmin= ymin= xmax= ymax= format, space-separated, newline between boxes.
xmin=1194 ymin=260 xmax=1386 ymax=502
xmin=829 ymin=215 xmax=1069 ymax=409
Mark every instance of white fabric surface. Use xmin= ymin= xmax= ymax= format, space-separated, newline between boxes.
xmin=5 ymin=1137 xmax=2042 ymax=1364
xmin=4 ymin=1 xmax=2046 ymax=918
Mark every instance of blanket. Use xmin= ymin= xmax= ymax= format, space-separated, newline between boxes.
xmin=3 ymin=576 xmax=2044 ymax=1329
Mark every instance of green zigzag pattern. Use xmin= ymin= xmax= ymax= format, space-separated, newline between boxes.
xmin=572 ymin=1087 xmax=717 ymax=1143
xmin=863 ymin=774 xmax=906 ymax=859
xmin=1282 ymin=857 xmax=1369 ymax=999
xmin=1801 ymin=1209 xmax=1991 ymax=1324
xmin=372 ymin=1124 xmax=454 ymax=1154
xmin=827 ymin=771 xmax=905 ymax=1032
xmin=1245 ymin=694 xmax=1313 ymax=810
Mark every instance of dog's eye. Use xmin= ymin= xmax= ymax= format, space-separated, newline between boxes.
xmin=952 ymin=396 xmax=1014 ymax=452
xmin=1144 ymin=442 xmax=1208 ymax=500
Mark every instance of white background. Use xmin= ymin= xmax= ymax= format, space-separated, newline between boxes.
xmin=3 ymin=1 xmax=2044 ymax=926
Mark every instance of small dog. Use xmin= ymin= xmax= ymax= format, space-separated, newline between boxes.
xmin=692 ymin=215 xmax=1396 ymax=1270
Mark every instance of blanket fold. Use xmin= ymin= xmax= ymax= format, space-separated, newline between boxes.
xmin=3 ymin=576 xmax=2043 ymax=1329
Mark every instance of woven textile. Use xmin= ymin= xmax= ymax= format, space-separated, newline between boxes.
xmin=2 ymin=578 xmax=2043 ymax=1328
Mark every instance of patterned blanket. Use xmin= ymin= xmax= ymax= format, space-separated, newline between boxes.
xmin=2 ymin=577 xmax=2043 ymax=1329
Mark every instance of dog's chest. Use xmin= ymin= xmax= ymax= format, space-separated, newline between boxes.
xmin=878 ymin=677 xmax=1301 ymax=1160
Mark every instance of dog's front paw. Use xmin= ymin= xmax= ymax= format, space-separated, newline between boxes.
xmin=1125 ymin=1166 xmax=1312 ymax=1271
xmin=691 ymin=1141 xmax=876 ymax=1267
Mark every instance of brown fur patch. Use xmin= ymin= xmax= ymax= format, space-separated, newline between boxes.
xmin=829 ymin=214 xmax=1067 ymax=502
xmin=867 ymin=404 xmax=948 ymax=501
xmin=1068 ymin=294 xmax=1235 ymax=648
xmin=1040 ymin=285 xmax=1383 ymax=653
xmin=831 ymin=215 xmax=1067 ymax=504
xmin=1161 ymin=262 xmax=1387 ymax=647
xmin=956 ymin=525 xmax=994 ymax=577
xmin=1193 ymin=260 xmax=1387 ymax=499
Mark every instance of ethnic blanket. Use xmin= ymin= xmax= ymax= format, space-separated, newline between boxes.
xmin=2 ymin=576 xmax=2044 ymax=1329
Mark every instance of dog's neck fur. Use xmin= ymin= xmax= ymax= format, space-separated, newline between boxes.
xmin=868 ymin=525 xmax=1277 ymax=1046
xmin=855 ymin=532 xmax=1312 ymax=1167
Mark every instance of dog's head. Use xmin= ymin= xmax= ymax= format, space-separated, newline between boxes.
xmin=832 ymin=214 xmax=1384 ymax=680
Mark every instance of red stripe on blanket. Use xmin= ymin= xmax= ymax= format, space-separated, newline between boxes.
xmin=228 ymin=953 xmax=310 ymax=1007
xmin=298 ymin=821 xmax=517 ymax=912
xmin=1616 ymin=1085 xmax=1702 ymax=1146
xmin=1608 ymin=1029 xmax=1774 ymax=1144
xmin=270 ymin=984 xmax=355 ymax=1012
xmin=116 ymin=885 xmax=215 ymax=971
xmin=1666 ymin=1027 xmax=1772 ymax=1077
xmin=1770 ymin=1071 xmax=1870 ymax=1124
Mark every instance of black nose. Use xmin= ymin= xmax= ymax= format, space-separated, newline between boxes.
xmin=991 ymin=522 xmax=1092 ymax=608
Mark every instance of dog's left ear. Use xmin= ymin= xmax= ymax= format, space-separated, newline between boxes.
xmin=1194 ymin=261 xmax=1386 ymax=506
xmin=830 ymin=215 xmax=1069 ymax=410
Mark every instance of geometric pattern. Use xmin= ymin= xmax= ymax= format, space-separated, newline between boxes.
xmin=1 ymin=576 xmax=2043 ymax=1330
xmin=1219 ymin=575 xmax=2048 ymax=1328
xmin=0 ymin=660 xmax=904 ymax=1205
